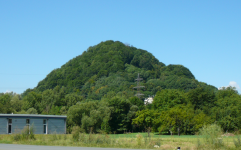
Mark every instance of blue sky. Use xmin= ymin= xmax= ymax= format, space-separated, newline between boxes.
xmin=0 ymin=0 xmax=240 ymax=94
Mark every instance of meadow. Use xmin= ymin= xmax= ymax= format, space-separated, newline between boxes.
xmin=0 ymin=132 xmax=240 ymax=150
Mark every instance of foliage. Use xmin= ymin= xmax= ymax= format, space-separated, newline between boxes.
xmin=35 ymin=41 xmax=164 ymax=93
xmin=153 ymin=89 xmax=187 ymax=112
xmin=107 ymin=96 xmax=135 ymax=133
xmin=213 ymin=87 xmax=241 ymax=132
xmin=25 ymin=40 xmax=214 ymax=102
xmin=132 ymin=109 xmax=158 ymax=129
xmin=233 ymin=136 xmax=241 ymax=148
xmin=72 ymin=126 xmax=80 ymax=141
xmin=13 ymin=125 xmax=35 ymax=141
xmin=26 ymin=108 xmax=38 ymax=114
xmin=187 ymin=87 xmax=216 ymax=113
xmin=198 ymin=124 xmax=224 ymax=148
xmin=157 ymin=105 xmax=189 ymax=136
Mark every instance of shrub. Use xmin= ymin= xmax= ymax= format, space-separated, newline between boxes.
xmin=13 ymin=125 xmax=35 ymax=141
xmin=51 ymin=131 xmax=58 ymax=141
xmin=199 ymin=123 xmax=223 ymax=148
xmin=233 ymin=136 xmax=241 ymax=148
xmin=153 ymin=138 xmax=161 ymax=147
xmin=72 ymin=126 xmax=80 ymax=142
xmin=13 ymin=133 xmax=21 ymax=141
xmin=29 ymin=125 xmax=35 ymax=140
xmin=79 ymin=133 xmax=86 ymax=142
xmin=64 ymin=134 xmax=67 ymax=140
xmin=136 ymin=134 xmax=143 ymax=147
xmin=94 ymin=134 xmax=111 ymax=145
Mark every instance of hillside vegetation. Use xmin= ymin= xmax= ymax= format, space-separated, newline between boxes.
xmin=33 ymin=40 xmax=212 ymax=97
xmin=1 ymin=40 xmax=240 ymax=135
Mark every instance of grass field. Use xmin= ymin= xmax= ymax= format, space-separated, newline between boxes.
xmin=0 ymin=132 xmax=240 ymax=149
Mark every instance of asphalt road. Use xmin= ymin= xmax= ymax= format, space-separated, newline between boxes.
xmin=0 ymin=144 xmax=143 ymax=150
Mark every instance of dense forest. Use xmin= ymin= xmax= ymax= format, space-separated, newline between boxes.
xmin=0 ymin=40 xmax=240 ymax=135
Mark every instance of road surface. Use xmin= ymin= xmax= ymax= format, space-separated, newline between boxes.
xmin=0 ymin=144 xmax=144 ymax=150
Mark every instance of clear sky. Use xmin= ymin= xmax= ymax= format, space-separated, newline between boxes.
xmin=0 ymin=0 xmax=240 ymax=94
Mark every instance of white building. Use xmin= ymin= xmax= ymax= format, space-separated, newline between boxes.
xmin=144 ymin=96 xmax=154 ymax=105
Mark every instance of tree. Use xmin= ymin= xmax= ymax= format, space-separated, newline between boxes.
xmin=0 ymin=93 xmax=12 ymax=113
xmin=129 ymin=96 xmax=144 ymax=110
xmin=26 ymin=108 xmax=38 ymax=114
xmin=153 ymin=89 xmax=187 ymax=112
xmin=158 ymin=105 xmax=188 ymax=136
xmin=67 ymin=100 xmax=112 ymax=133
xmin=213 ymin=89 xmax=241 ymax=132
xmin=187 ymin=87 xmax=216 ymax=112
xmin=107 ymin=96 xmax=132 ymax=133
xmin=22 ymin=91 xmax=41 ymax=113
xmin=132 ymin=109 xmax=158 ymax=130
xmin=10 ymin=94 xmax=22 ymax=112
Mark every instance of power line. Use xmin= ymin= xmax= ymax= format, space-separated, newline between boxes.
xmin=133 ymin=73 xmax=145 ymax=99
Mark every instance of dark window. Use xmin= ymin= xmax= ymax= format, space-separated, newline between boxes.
xmin=8 ymin=125 xmax=11 ymax=134
xmin=26 ymin=119 xmax=30 ymax=124
xmin=43 ymin=119 xmax=47 ymax=134
xmin=8 ymin=119 xmax=12 ymax=134
xmin=43 ymin=125 xmax=46 ymax=134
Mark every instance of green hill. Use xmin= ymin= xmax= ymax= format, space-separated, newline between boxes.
xmin=2 ymin=41 xmax=240 ymax=135
xmin=6 ymin=40 xmax=227 ymax=134
xmin=26 ymin=40 xmax=215 ymax=100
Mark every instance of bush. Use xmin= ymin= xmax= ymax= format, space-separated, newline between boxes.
xmin=51 ymin=131 xmax=58 ymax=141
xmin=72 ymin=126 xmax=80 ymax=141
xmin=13 ymin=133 xmax=21 ymax=141
xmin=13 ymin=125 xmax=35 ymax=141
xmin=136 ymin=134 xmax=143 ymax=147
xmin=199 ymin=124 xmax=223 ymax=148
xmin=64 ymin=134 xmax=67 ymax=140
xmin=233 ymin=136 xmax=241 ymax=148
xmin=29 ymin=125 xmax=35 ymax=140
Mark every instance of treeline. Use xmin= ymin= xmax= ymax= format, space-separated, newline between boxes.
xmin=134 ymin=87 xmax=241 ymax=135
xmin=1 ymin=86 xmax=240 ymax=135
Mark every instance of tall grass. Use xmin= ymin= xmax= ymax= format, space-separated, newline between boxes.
xmin=72 ymin=126 xmax=80 ymax=141
xmin=13 ymin=125 xmax=35 ymax=141
xmin=196 ymin=123 xmax=241 ymax=150
xmin=233 ymin=135 xmax=241 ymax=148
xmin=0 ymin=131 xmax=238 ymax=149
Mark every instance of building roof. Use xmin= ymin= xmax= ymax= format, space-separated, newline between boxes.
xmin=0 ymin=114 xmax=67 ymax=119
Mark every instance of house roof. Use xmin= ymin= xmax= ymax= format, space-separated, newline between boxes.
xmin=0 ymin=114 xmax=67 ymax=119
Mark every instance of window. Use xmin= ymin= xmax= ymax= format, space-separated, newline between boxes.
xmin=8 ymin=119 xmax=12 ymax=134
xmin=43 ymin=119 xmax=47 ymax=134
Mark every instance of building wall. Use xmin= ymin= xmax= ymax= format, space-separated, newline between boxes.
xmin=48 ymin=119 xmax=65 ymax=134
xmin=12 ymin=118 xmax=27 ymax=133
xmin=30 ymin=119 xmax=44 ymax=134
xmin=0 ymin=117 xmax=66 ymax=134
xmin=0 ymin=118 xmax=7 ymax=134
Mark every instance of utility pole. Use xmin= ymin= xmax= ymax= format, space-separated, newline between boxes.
xmin=133 ymin=73 xmax=145 ymax=99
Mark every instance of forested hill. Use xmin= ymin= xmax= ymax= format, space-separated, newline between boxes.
xmin=24 ymin=40 xmax=215 ymax=100
xmin=2 ymin=40 xmax=228 ymax=134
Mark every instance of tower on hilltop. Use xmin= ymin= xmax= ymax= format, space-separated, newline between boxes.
xmin=133 ymin=73 xmax=145 ymax=99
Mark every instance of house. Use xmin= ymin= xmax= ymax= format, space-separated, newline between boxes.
xmin=144 ymin=96 xmax=154 ymax=105
xmin=0 ymin=114 xmax=67 ymax=134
